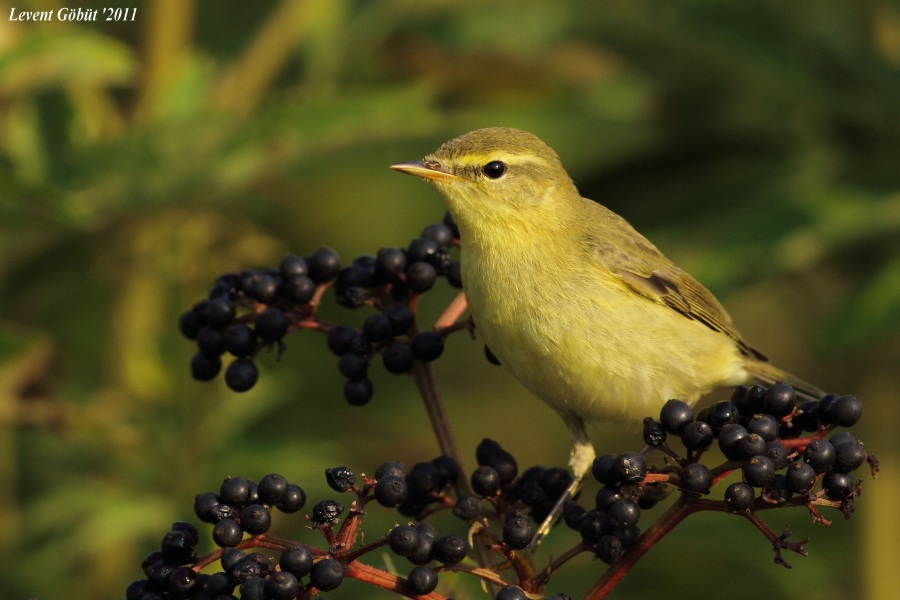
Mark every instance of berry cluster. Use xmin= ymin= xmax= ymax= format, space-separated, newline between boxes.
xmin=125 ymin=386 xmax=876 ymax=599
xmin=178 ymin=214 xmax=462 ymax=399
xmin=659 ymin=384 xmax=871 ymax=512
xmin=163 ymin=218 xmax=879 ymax=598
xmin=558 ymin=383 xmax=875 ymax=569
xmin=127 ymin=474 xmax=308 ymax=600
xmin=126 ymin=438 xmax=601 ymax=600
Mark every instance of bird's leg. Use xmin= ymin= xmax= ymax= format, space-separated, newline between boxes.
xmin=529 ymin=417 xmax=595 ymax=548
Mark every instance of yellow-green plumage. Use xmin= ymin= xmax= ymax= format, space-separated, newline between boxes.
xmin=391 ymin=127 xmax=821 ymax=540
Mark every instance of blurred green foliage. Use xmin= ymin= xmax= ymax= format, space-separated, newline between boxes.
xmin=1 ymin=1 xmax=898 ymax=598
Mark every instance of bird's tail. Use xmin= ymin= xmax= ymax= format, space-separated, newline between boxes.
xmin=744 ymin=361 xmax=825 ymax=401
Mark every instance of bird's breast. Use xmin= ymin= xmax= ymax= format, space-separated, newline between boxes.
xmin=460 ymin=237 xmax=746 ymax=423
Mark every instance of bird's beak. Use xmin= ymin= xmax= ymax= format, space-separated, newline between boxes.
xmin=390 ymin=160 xmax=465 ymax=183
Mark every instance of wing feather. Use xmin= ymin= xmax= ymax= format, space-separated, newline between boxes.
xmin=585 ymin=209 xmax=767 ymax=361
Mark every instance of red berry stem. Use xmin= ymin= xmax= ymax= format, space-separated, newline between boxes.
xmin=344 ymin=559 xmax=448 ymax=600
xmin=583 ymin=494 xmax=701 ymax=599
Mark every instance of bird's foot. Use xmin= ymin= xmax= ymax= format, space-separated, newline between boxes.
xmin=529 ymin=430 xmax=595 ymax=549
xmin=529 ymin=471 xmax=584 ymax=549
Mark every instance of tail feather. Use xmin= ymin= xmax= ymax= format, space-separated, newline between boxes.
xmin=744 ymin=361 xmax=825 ymax=401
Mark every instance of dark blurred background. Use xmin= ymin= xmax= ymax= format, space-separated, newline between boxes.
xmin=1 ymin=1 xmax=898 ymax=598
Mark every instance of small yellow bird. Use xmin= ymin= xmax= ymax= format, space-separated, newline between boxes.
xmin=391 ymin=127 xmax=821 ymax=538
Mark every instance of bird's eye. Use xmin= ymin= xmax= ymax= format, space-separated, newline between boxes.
xmin=482 ymin=161 xmax=507 ymax=179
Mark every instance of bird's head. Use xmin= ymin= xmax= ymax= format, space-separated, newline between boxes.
xmin=391 ymin=128 xmax=579 ymax=236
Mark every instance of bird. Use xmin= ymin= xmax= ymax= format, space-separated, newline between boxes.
xmin=390 ymin=127 xmax=822 ymax=542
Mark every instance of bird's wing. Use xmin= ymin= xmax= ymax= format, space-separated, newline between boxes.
xmin=588 ymin=213 xmax=767 ymax=361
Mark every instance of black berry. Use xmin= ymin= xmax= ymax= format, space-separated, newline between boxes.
xmin=239 ymin=578 xmax=266 ymax=600
xmin=447 ymin=261 xmax=463 ymax=287
xmin=680 ymin=421 xmax=713 ymax=451
xmin=202 ymin=571 xmax=233 ymax=597
xmin=383 ymin=342 xmax=415 ymax=374
xmin=407 ymin=565 xmax=438 ymax=595
xmin=406 ymin=261 xmax=437 ymax=293
xmin=191 ymin=352 xmax=221 ymax=381
xmin=193 ymin=492 xmax=220 ymax=523
xmin=265 ymin=571 xmax=300 ymax=600
xmin=717 ymin=423 xmax=748 ymax=461
xmin=764 ymin=474 xmax=793 ymax=504
xmin=309 ymin=557 xmax=344 ymax=591
xmin=724 ymin=482 xmax=755 ymax=510
xmin=389 ymin=525 xmax=420 ymax=557
xmin=343 ymin=378 xmax=373 ymax=405
xmin=279 ymin=254 xmax=308 ymax=279
xmin=406 ymin=530 xmax=434 ymax=565
xmin=338 ymin=352 xmax=368 ymax=381
xmin=680 ymin=462 xmax=713 ymax=494
xmin=179 ymin=308 xmax=205 ymax=340
xmin=607 ymin=499 xmax=640 ymax=529
xmin=743 ymin=455 xmax=776 ymax=488
xmin=833 ymin=438 xmax=866 ymax=473
xmin=375 ymin=461 xmax=406 ymax=479
xmin=255 ymin=307 xmax=288 ymax=342
xmin=660 ymin=399 xmax=693 ymax=434
xmin=613 ymin=452 xmax=647 ymax=484
xmin=224 ymin=323 xmax=258 ymax=358
xmin=503 ymin=515 xmax=533 ymax=549
xmin=383 ymin=303 xmax=414 ymax=335
xmin=804 ymin=439 xmax=837 ymax=473
xmin=362 ymin=313 xmax=393 ymax=342
xmin=764 ymin=441 xmax=790 ymax=470
xmin=167 ymin=566 xmax=200 ymax=597
xmin=326 ymin=325 xmax=356 ymax=355
xmin=706 ymin=401 xmax=739 ymax=432
xmin=794 ymin=399 xmax=820 ymax=431
xmin=224 ymin=358 xmax=258 ymax=392
xmin=407 ymin=237 xmax=440 ymax=265
xmin=160 ymin=530 xmax=195 ymax=565
xmin=496 ymin=585 xmax=528 ymax=600
xmin=596 ymin=534 xmax=625 ymax=564
xmin=239 ymin=504 xmax=270 ymax=535
xmin=411 ymin=331 xmax=444 ymax=361
xmin=257 ymin=473 xmax=288 ymax=505
xmin=376 ymin=247 xmax=407 ymax=279
xmin=595 ymin=485 xmax=625 ymax=513
xmin=822 ymin=470 xmax=856 ymax=500
xmin=220 ymin=476 xmax=252 ymax=506
xmin=277 ymin=484 xmax=306 ymax=513
xmin=196 ymin=326 xmax=227 ymax=357
xmin=764 ymin=382 xmax=797 ymax=417
xmin=374 ymin=475 xmax=408 ymax=507
xmin=306 ymin=247 xmax=341 ymax=283
xmin=283 ymin=275 xmax=316 ymax=304
xmin=738 ymin=433 xmax=767 ymax=460
xmin=746 ymin=414 xmax=779 ymax=442
xmin=421 ymin=223 xmax=454 ymax=246
xmin=432 ymin=533 xmax=468 ymax=564
xmin=279 ymin=545 xmax=313 ymax=577
xmin=825 ymin=394 xmax=863 ymax=427
xmin=452 ymin=494 xmax=483 ymax=521
xmin=591 ymin=454 xmax=619 ymax=485
xmin=247 ymin=274 xmax=279 ymax=304
xmin=204 ymin=297 xmax=236 ymax=327
xmin=212 ymin=518 xmax=243 ymax=547
xmin=563 ymin=501 xmax=587 ymax=530
xmin=785 ymin=462 xmax=817 ymax=494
